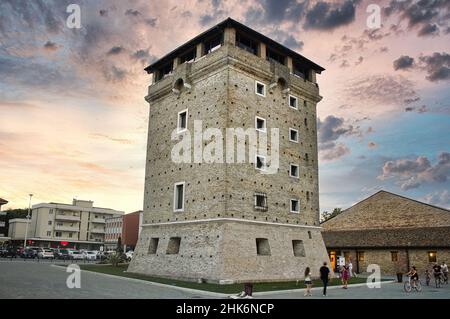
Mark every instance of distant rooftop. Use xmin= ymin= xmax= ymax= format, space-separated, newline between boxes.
xmin=145 ymin=17 xmax=325 ymax=74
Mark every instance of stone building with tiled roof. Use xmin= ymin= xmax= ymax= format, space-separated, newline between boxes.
xmin=321 ymin=190 xmax=450 ymax=275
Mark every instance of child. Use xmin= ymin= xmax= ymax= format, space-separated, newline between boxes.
xmin=304 ymin=267 xmax=313 ymax=296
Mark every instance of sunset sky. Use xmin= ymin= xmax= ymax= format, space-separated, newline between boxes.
xmin=1 ymin=0 xmax=449 ymax=213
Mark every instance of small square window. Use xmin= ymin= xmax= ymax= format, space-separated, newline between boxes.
xmin=177 ymin=109 xmax=188 ymax=133
xmin=254 ymin=193 xmax=268 ymax=211
xmin=292 ymin=240 xmax=305 ymax=257
xmin=290 ymin=199 xmax=300 ymax=213
xmin=46 ymin=231 xmax=51 ymax=236
xmin=289 ymin=95 xmax=298 ymax=109
xmin=174 ymin=182 xmax=185 ymax=212
xmin=255 ymin=155 xmax=266 ymax=170
xmin=255 ymin=116 xmax=266 ymax=132
xmin=166 ymin=237 xmax=181 ymax=254
xmin=256 ymin=238 xmax=271 ymax=256
xmin=255 ymin=81 xmax=266 ymax=97
xmin=289 ymin=128 xmax=299 ymax=143
xmin=48 ymin=221 xmax=52 ymax=225
xmin=290 ymin=164 xmax=299 ymax=178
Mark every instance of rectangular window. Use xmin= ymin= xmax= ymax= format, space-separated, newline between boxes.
xmin=256 ymin=238 xmax=271 ymax=256
xmin=155 ymin=62 xmax=173 ymax=82
xmin=179 ymin=48 xmax=196 ymax=64
xmin=148 ymin=238 xmax=159 ymax=254
xmin=48 ymin=221 xmax=52 ymax=225
xmin=289 ymin=95 xmax=298 ymax=109
xmin=290 ymin=164 xmax=299 ymax=178
xmin=293 ymin=61 xmax=308 ymax=80
xmin=289 ymin=128 xmax=299 ymax=143
xmin=267 ymin=48 xmax=286 ymax=65
xmin=428 ymin=251 xmax=437 ymax=263
xmin=49 ymin=209 xmax=53 ymax=214
xmin=174 ymin=182 xmax=185 ymax=212
xmin=391 ymin=251 xmax=398 ymax=262
xmin=292 ymin=240 xmax=306 ymax=257
xmin=255 ymin=81 xmax=266 ymax=97
xmin=290 ymin=199 xmax=300 ymax=213
xmin=358 ymin=251 xmax=365 ymax=262
xmin=46 ymin=231 xmax=51 ymax=236
xmin=254 ymin=193 xmax=268 ymax=211
xmin=166 ymin=237 xmax=181 ymax=255
xmin=55 ymin=231 xmax=62 ymax=237
xmin=69 ymin=233 xmax=73 ymax=238
xmin=204 ymin=34 xmax=223 ymax=54
xmin=177 ymin=109 xmax=188 ymax=133
xmin=255 ymin=155 xmax=266 ymax=170
xmin=255 ymin=116 xmax=266 ymax=132
xmin=236 ymin=32 xmax=258 ymax=55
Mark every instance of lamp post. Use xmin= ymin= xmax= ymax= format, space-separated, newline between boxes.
xmin=23 ymin=194 xmax=33 ymax=248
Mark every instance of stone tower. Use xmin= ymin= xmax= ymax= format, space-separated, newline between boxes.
xmin=129 ymin=18 xmax=330 ymax=283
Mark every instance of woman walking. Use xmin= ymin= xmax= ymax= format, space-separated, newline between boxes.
xmin=304 ymin=267 xmax=313 ymax=296
xmin=341 ymin=264 xmax=350 ymax=289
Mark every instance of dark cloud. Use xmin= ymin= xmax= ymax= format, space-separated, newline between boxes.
xmin=145 ymin=18 xmax=158 ymax=27
xmin=199 ymin=0 xmax=225 ymax=26
xmin=418 ymin=23 xmax=439 ymax=36
xmin=125 ymin=9 xmax=141 ymax=17
xmin=107 ymin=46 xmax=125 ymax=55
xmin=304 ymin=0 xmax=358 ymax=30
xmin=317 ymin=115 xmax=360 ymax=161
xmin=245 ymin=0 xmax=306 ymax=25
xmin=131 ymin=49 xmax=157 ymax=65
xmin=419 ymin=52 xmax=450 ymax=82
xmin=379 ymin=152 xmax=450 ymax=190
xmin=404 ymin=97 xmax=420 ymax=104
xmin=43 ymin=41 xmax=58 ymax=51
xmin=393 ymin=55 xmax=415 ymax=70
xmin=282 ymin=35 xmax=304 ymax=51
xmin=368 ymin=141 xmax=377 ymax=148
xmin=384 ymin=0 xmax=449 ymax=36
xmin=199 ymin=14 xmax=216 ymax=26
xmin=99 ymin=9 xmax=108 ymax=17
xmin=103 ymin=65 xmax=127 ymax=82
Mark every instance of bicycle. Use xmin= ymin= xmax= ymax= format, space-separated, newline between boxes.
xmin=404 ymin=275 xmax=422 ymax=292
xmin=434 ymin=273 xmax=443 ymax=288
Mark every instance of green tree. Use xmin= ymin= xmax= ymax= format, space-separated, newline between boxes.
xmin=320 ymin=208 xmax=343 ymax=223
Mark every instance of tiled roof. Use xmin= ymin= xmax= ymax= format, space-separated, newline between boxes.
xmin=322 ymin=226 xmax=450 ymax=248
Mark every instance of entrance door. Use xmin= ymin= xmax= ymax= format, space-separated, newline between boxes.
xmin=330 ymin=251 xmax=336 ymax=271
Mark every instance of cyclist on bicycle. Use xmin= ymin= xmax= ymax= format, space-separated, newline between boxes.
xmin=406 ymin=266 xmax=419 ymax=288
xmin=433 ymin=263 xmax=442 ymax=281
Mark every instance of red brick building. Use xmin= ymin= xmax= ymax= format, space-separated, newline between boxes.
xmin=122 ymin=210 xmax=143 ymax=251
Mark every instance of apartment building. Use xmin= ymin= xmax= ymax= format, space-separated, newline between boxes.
xmin=105 ymin=210 xmax=143 ymax=251
xmin=9 ymin=199 xmax=124 ymax=250
xmin=0 ymin=198 xmax=9 ymax=241
xmin=129 ymin=18 xmax=330 ymax=283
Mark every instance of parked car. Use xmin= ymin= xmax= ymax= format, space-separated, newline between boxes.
xmin=2 ymin=246 xmax=19 ymax=258
xmin=37 ymin=248 xmax=54 ymax=259
xmin=125 ymin=251 xmax=134 ymax=261
xmin=21 ymin=248 xmax=38 ymax=259
xmin=84 ymin=251 xmax=97 ymax=260
xmin=54 ymin=249 xmax=71 ymax=259
xmin=69 ymin=250 xmax=85 ymax=260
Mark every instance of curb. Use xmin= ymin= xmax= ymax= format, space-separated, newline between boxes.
xmin=51 ymin=264 xmax=228 ymax=298
xmin=253 ymin=280 xmax=396 ymax=296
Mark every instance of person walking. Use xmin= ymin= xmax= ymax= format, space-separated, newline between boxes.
xmin=320 ymin=262 xmax=331 ymax=297
xmin=441 ymin=261 xmax=448 ymax=284
xmin=341 ymin=264 xmax=350 ymax=289
xmin=348 ymin=259 xmax=356 ymax=277
xmin=304 ymin=267 xmax=313 ymax=297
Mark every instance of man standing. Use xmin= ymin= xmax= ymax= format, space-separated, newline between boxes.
xmin=348 ymin=259 xmax=356 ymax=277
xmin=320 ymin=262 xmax=331 ymax=296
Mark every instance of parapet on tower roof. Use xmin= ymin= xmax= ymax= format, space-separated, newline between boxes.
xmin=145 ymin=17 xmax=325 ymax=74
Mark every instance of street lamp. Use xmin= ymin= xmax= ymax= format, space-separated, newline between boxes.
xmin=23 ymin=194 xmax=33 ymax=248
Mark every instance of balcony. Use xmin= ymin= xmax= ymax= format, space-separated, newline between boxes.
xmin=90 ymin=228 xmax=105 ymax=234
xmin=55 ymin=214 xmax=80 ymax=222
xmin=90 ymin=218 xmax=106 ymax=223
xmin=0 ymin=211 xmax=6 ymax=216
xmin=54 ymin=225 xmax=79 ymax=232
